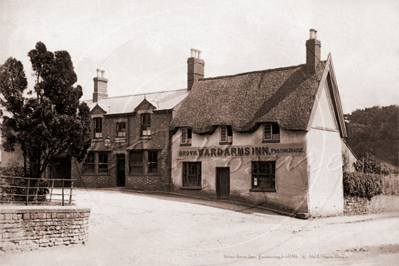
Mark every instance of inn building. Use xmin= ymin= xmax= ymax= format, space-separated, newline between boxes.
xmin=171 ymin=29 xmax=351 ymax=216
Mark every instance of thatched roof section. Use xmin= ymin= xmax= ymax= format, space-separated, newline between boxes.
xmin=171 ymin=62 xmax=326 ymax=133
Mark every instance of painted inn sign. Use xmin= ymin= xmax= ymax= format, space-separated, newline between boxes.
xmin=177 ymin=143 xmax=305 ymax=159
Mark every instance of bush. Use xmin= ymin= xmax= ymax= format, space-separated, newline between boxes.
xmin=0 ymin=166 xmax=49 ymax=203
xmin=381 ymin=174 xmax=399 ymax=196
xmin=343 ymin=172 xmax=383 ymax=200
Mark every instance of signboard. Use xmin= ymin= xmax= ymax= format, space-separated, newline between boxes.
xmin=177 ymin=143 xmax=305 ymax=159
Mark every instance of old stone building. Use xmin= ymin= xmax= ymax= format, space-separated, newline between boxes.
xmin=171 ymin=29 xmax=354 ymax=216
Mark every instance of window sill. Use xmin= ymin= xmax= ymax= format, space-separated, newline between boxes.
xmin=81 ymin=173 xmax=110 ymax=176
xmin=250 ymin=188 xmax=276 ymax=192
xmin=180 ymin=143 xmax=192 ymax=147
xmin=262 ymin=140 xmax=280 ymax=143
xmin=92 ymin=138 xmax=103 ymax=142
xmin=219 ymin=142 xmax=232 ymax=145
xmin=129 ymin=173 xmax=158 ymax=176
xmin=139 ymin=136 xmax=151 ymax=140
xmin=115 ymin=138 xmax=126 ymax=143
xmin=180 ymin=186 xmax=202 ymax=190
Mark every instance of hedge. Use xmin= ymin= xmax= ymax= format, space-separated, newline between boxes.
xmin=343 ymin=172 xmax=383 ymax=200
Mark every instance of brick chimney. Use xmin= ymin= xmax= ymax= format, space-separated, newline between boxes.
xmin=93 ymin=69 xmax=108 ymax=102
xmin=306 ymin=29 xmax=321 ymax=76
xmin=187 ymin=49 xmax=204 ymax=90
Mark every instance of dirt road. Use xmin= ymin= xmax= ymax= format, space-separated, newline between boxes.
xmin=1 ymin=188 xmax=398 ymax=265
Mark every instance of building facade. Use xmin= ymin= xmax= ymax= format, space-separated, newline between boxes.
xmin=171 ymin=30 xmax=351 ymax=216
xmin=72 ymin=68 xmax=190 ymax=190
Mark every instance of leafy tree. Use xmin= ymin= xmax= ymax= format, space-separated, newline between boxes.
xmin=0 ymin=42 xmax=91 ymax=183
xmin=345 ymin=105 xmax=399 ymax=167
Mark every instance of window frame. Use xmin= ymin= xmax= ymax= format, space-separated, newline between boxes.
xmin=251 ymin=161 xmax=276 ymax=192
xmin=220 ymin=126 xmax=233 ymax=144
xmin=93 ymin=117 xmax=103 ymax=139
xmin=129 ymin=151 xmax=144 ymax=175
xmin=116 ymin=122 xmax=126 ymax=137
xmin=141 ymin=113 xmax=151 ymax=136
xmin=98 ymin=152 xmax=109 ymax=174
xmin=147 ymin=151 xmax=158 ymax=174
xmin=182 ymin=162 xmax=202 ymax=189
xmin=83 ymin=152 xmax=95 ymax=174
xmin=181 ymin=128 xmax=192 ymax=146
xmin=262 ymin=123 xmax=280 ymax=143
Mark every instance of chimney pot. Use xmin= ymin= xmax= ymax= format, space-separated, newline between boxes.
xmin=309 ymin=29 xmax=317 ymax=40
xmin=306 ymin=29 xmax=321 ymax=76
xmin=93 ymin=69 xmax=108 ymax=102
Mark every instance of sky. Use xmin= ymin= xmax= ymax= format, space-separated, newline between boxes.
xmin=1 ymin=0 xmax=398 ymax=114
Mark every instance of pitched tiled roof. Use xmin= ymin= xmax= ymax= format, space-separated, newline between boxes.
xmin=85 ymin=89 xmax=189 ymax=115
xmin=171 ymin=62 xmax=326 ymax=133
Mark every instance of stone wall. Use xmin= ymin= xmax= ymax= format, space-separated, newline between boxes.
xmin=344 ymin=195 xmax=399 ymax=215
xmin=0 ymin=206 xmax=90 ymax=253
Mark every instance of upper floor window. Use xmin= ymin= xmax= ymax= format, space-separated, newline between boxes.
xmin=181 ymin=128 xmax=192 ymax=145
xmin=93 ymin=118 xmax=102 ymax=139
xmin=141 ymin=113 xmax=151 ymax=136
xmin=220 ymin=126 xmax=232 ymax=144
xmin=263 ymin=124 xmax=280 ymax=142
xmin=116 ymin=122 xmax=126 ymax=137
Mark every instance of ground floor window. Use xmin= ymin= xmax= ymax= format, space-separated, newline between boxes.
xmin=130 ymin=151 xmax=143 ymax=174
xmin=83 ymin=152 xmax=109 ymax=175
xmin=252 ymin=161 xmax=275 ymax=191
xmin=98 ymin=153 xmax=109 ymax=173
xmin=129 ymin=150 xmax=159 ymax=175
xmin=182 ymin=162 xmax=201 ymax=187
xmin=83 ymin=152 xmax=95 ymax=174
xmin=148 ymin=151 xmax=158 ymax=174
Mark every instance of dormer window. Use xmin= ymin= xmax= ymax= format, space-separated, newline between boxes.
xmin=181 ymin=128 xmax=192 ymax=146
xmin=93 ymin=118 xmax=102 ymax=139
xmin=263 ymin=123 xmax=280 ymax=143
xmin=220 ymin=126 xmax=232 ymax=144
xmin=116 ymin=122 xmax=126 ymax=137
xmin=141 ymin=113 xmax=151 ymax=136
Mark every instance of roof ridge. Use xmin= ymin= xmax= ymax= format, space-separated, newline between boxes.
xmin=85 ymin=88 xmax=188 ymax=102
xmin=200 ymin=63 xmax=306 ymax=81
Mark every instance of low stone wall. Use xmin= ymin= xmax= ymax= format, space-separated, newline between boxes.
xmin=344 ymin=195 xmax=399 ymax=215
xmin=0 ymin=206 xmax=90 ymax=253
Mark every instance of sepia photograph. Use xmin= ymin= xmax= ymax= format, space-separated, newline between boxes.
xmin=1 ymin=0 xmax=398 ymax=265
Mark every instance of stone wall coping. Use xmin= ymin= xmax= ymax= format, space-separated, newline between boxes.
xmin=0 ymin=206 xmax=90 ymax=213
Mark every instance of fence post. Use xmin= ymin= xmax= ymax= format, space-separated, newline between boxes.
xmin=35 ymin=180 xmax=39 ymax=204
xmin=26 ymin=176 xmax=30 ymax=206
xmin=49 ymin=180 xmax=54 ymax=203
xmin=69 ymin=181 xmax=74 ymax=205
xmin=62 ymin=178 xmax=64 ymax=206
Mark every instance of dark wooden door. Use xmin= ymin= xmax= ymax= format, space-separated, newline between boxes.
xmin=51 ymin=157 xmax=71 ymax=187
xmin=117 ymin=154 xmax=125 ymax=186
xmin=216 ymin=167 xmax=230 ymax=199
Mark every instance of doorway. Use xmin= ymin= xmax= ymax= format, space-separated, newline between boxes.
xmin=216 ymin=167 xmax=230 ymax=199
xmin=117 ymin=154 xmax=125 ymax=186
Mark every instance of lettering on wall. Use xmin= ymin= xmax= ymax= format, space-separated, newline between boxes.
xmin=177 ymin=144 xmax=305 ymax=159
